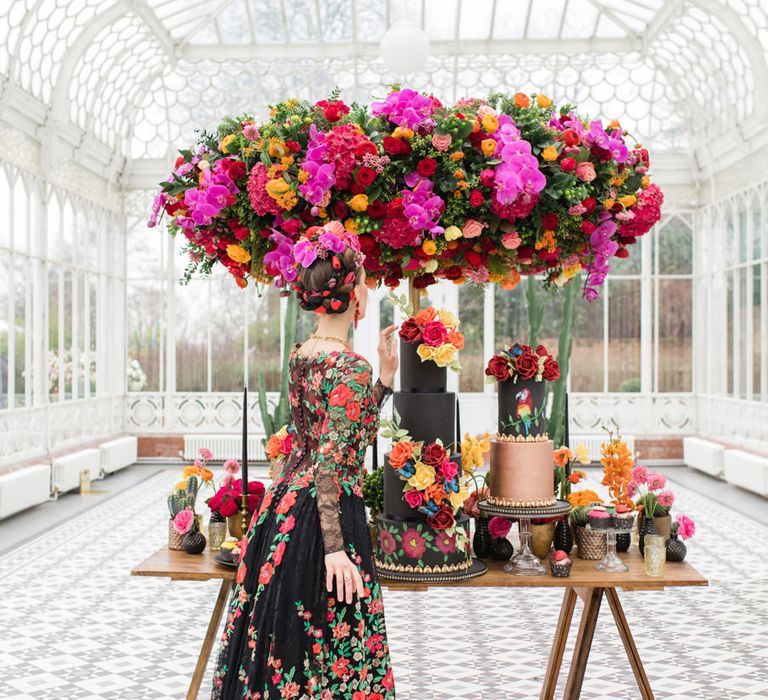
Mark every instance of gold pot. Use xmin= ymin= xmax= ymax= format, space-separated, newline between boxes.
xmin=653 ymin=514 xmax=672 ymax=541
xmin=575 ymin=525 xmax=607 ymax=560
xmin=530 ymin=522 xmax=556 ymax=559
xmin=227 ymin=513 xmax=250 ymax=540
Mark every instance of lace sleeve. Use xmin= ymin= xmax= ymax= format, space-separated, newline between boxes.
xmin=314 ymin=357 xmax=373 ymax=555
xmin=372 ymin=378 xmax=393 ymax=407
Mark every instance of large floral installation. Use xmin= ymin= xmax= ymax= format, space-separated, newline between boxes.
xmin=150 ymin=87 xmax=662 ymax=299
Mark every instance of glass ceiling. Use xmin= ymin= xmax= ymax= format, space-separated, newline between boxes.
xmin=0 ymin=0 xmax=766 ymax=172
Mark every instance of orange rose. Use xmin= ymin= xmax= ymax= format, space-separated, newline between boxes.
xmin=513 ymin=92 xmax=530 ymax=108
xmin=447 ymin=329 xmax=464 ymax=350
xmin=413 ymin=307 xmax=436 ymax=327
xmin=389 ymin=441 xmax=415 ymax=469
xmin=425 ymin=483 xmax=447 ymax=504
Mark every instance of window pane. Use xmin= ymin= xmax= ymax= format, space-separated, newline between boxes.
xmin=609 ymin=246 xmax=641 ymax=275
xmin=657 ymin=216 xmax=692 ymax=275
xmin=13 ymin=178 xmax=29 ymax=255
xmin=458 ymin=284 xmax=484 ymax=392
xmin=14 ymin=255 xmax=27 ymax=406
xmin=176 ymin=280 xmax=208 ymax=391
xmin=753 ymin=199 xmax=762 ymax=261
xmin=48 ymin=265 xmax=60 ymax=399
xmin=380 ymin=294 xmax=394 ymax=330
xmin=211 ymin=274 xmax=245 ymax=392
xmin=754 ymin=264 xmax=762 ymax=397
xmin=608 ymin=279 xmax=641 ymax=391
xmin=658 ymin=279 xmax=692 ymax=392
xmin=727 ymin=271 xmax=734 ymax=395
xmin=738 ymin=269 xmax=747 ymax=399
xmin=0 ymin=251 xmax=8 ymax=408
xmin=0 ymin=168 xmax=10 ymax=249
xmin=247 ymin=286 xmax=281 ymax=392
xmin=63 ymin=270 xmax=73 ymax=398
xmin=127 ymin=280 xmax=164 ymax=392
xmin=494 ymin=284 xmax=527 ymax=348
xmin=571 ymin=293 xmax=604 ymax=391
xmin=739 ymin=206 xmax=748 ymax=265
xmin=89 ymin=275 xmax=97 ymax=395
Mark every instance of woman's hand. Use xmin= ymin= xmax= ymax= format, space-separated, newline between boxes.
xmin=325 ymin=551 xmax=365 ymax=604
xmin=378 ymin=324 xmax=398 ymax=388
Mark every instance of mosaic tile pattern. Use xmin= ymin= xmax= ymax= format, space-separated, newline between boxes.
xmin=0 ymin=469 xmax=767 ymax=699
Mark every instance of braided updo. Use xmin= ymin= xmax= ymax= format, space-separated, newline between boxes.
xmin=293 ymin=247 xmax=360 ymax=314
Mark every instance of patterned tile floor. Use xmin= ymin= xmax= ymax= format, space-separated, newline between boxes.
xmin=1 ymin=469 xmax=767 ymax=700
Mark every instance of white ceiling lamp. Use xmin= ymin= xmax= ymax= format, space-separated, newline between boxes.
xmin=380 ymin=21 xmax=430 ymax=74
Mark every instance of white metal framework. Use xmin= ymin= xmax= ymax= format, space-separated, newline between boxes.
xmin=1 ymin=0 xmax=768 ymax=466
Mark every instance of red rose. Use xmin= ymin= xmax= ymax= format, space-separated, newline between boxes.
xmin=560 ymin=157 xmax=576 ymax=172
xmin=285 ymin=140 xmax=301 ymax=153
xmin=615 ymin=247 xmax=629 ymax=258
xmin=220 ymin=497 xmax=239 ymax=517
xmin=469 ymin=190 xmax=484 ymax=207
xmin=422 ymin=320 xmax=448 ymax=347
xmin=315 ymin=99 xmax=349 ymax=122
xmin=444 ymin=265 xmax=463 ymax=280
xmin=515 ymin=352 xmax=538 ymax=380
xmin=464 ymin=249 xmax=482 ymax=267
xmin=367 ymin=199 xmax=388 ymax=218
xmin=535 ymin=344 xmax=549 ymax=357
xmin=229 ymin=218 xmax=249 ymax=241
xmin=516 ymin=246 xmax=535 ymax=263
xmin=479 ymin=168 xmax=495 ymax=187
xmin=542 ymin=356 xmax=560 ymax=381
xmin=356 ymin=141 xmax=378 ymax=158
xmin=356 ymin=167 xmax=376 ymax=187
xmin=542 ymin=213 xmax=558 ymax=230
xmin=388 ymin=198 xmax=405 ymax=217
xmin=382 ymin=136 xmax=403 ymax=155
xmin=427 ymin=505 xmax=455 ymax=531
xmin=422 ymin=442 xmax=448 ymax=467
xmin=333 ymin=200 xmax=349 ymax=218
xmin=358 ymin=234 xmax=380 ymax=256
xmin=416 ymin=158 xmax=437 ymax=176
xmin=404 ymin=489 xmax=424 ymax=510
xmin=227 ymin=160 xmax=246 ymax=180
xmin=174 ymin=155 xmax=185 ymax=168
xmin=399 ymin=319 xmax=423 ymax=344
xmin=563 ymin=129 xmax=580 ymax=146
xmin=485 ymin=355 xmax=510 ymax=382
xmin=581 ymin=221 xmax=596 ymax=235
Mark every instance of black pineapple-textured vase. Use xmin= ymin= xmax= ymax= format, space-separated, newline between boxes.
xmin=553 ymin=519 xmax=574 ymax=554
xmin=616 ymin=532 xmax=631 ymax=553
xmin=183 ymin=530 xmax=207 ymax=555
xmin=666 ymin=533 xmax=687 ymax=562
xmin=491 ymin=537 xmax=514 ymax=561
xmin=473 ymin=517 xmax=493 ymax=558
xmin=638 ymin=516 xmax=658 ymax=556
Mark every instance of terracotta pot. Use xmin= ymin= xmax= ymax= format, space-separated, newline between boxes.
xmin=653 ymin=514 xmax=672 ymax=541
xmin=530 ymin=522 xmax=556 ymax=559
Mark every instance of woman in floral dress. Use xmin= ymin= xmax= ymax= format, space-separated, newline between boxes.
xmin=212 ymin=223 xmax=398 ymax=699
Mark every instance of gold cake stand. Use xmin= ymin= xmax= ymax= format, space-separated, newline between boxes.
xmin=478 ymin=499 xmax=572 ymax=576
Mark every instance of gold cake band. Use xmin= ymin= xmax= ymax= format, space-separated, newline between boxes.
xmin=487 ymin=495 xmax=558 ymax=507
xmin=495 ymin=433 xmax=550 ymax=443
xmin=374 ymin=559 xmax=473 ymax=575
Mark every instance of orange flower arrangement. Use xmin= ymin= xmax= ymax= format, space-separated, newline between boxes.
xmin=600 ymin=431 xmax=635 ymax=508
xmin=567 ymin=489 xmax=602 ymax=507
xmin=553 ymin=447 xmax=573 ymax=467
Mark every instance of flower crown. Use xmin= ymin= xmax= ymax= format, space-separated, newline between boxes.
xmin=264 ymin=221 xmax=365 ymax=314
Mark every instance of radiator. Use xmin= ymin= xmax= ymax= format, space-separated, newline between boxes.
xmin=0 ymin=464 xmax=51 ymax=519
xmin=183 ymin=434 xmax=267 ymax=462
xmin=99 ymin=436 xmax=138 ymax=476
xmin=570 ymin=435 xmax=636 ymax=463
xmin=683 ymin=437 xmax=724 ymax=477
xmin=723 ymin=449 xmax=768 ymax=497
xmin=51 ymin=448 xmax=100 ymax=495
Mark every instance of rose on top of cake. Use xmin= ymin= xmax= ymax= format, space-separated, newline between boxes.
xmin=399 ymin=305 xmax=463 ymax=371
xmin=484 ymin=342 xmax=560 ymax=384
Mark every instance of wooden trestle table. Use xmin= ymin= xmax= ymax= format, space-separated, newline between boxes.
xmin=132 ymin=547 xmax=707 ymax=700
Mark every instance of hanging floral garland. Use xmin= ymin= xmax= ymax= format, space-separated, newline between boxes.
xmin=149 ymin=87 xmax=662 ymax=300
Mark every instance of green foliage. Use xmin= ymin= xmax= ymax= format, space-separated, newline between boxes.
xmin=547 ymin=276 xmax=579 ymax=445
xmin=379 ymin=408 xmax=412 ymax=442
xmin=257 ymin=294 xmax=298 ymax=440
xmin=362 ymin=467 xmax=385 ymax=519
xmin=618 ymin=377 xmax=641 ymax=392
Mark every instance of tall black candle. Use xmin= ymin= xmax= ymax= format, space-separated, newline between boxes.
xmin=242 ymin=386 xmax=249 ymax=493
xmin=564 ymin=392 xmax=570 ymax=448
xmin=372 ymin=437 xmax=379 ymax=471
xmin=455 ymin=396 xmax=461 ymax=450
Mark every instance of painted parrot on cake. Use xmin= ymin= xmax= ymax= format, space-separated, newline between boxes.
xmin=515 ymin=388 xmax=533 ymax=436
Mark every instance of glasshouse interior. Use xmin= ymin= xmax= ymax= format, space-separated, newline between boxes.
xmin=1 ymin=1 xmax=767 ymax=699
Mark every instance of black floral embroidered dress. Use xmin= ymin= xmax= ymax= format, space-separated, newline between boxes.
xmin=211 ymin=347 xmax=395 ymax=700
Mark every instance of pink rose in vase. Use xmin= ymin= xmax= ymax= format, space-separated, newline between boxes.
xmin=421 ymin=321 xmax=448 ymax=347
xmin=172 ymin=507 xmax=195 ymax=535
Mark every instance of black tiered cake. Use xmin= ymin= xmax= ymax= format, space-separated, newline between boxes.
xmin=374 ymin=339 xmax=481 ymax=581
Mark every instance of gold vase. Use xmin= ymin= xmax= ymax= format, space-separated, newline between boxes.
xmin=575 ymin=525 xmax=608 ymax=560
xmin=530 ymin=522 xmax=556 ymax=559
xmin=653 ymin=514 xmax=672 ymax=541
xmin=227 ymin=513 xmax=249 ymax=540
xmin=168 ymin=519 xmax=185 ymax=550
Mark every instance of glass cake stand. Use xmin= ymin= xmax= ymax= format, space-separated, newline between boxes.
xmin=592 ymin=519 xmax=636 ymax=573
xmin=507 ymin=517 xmax=546 ymax=576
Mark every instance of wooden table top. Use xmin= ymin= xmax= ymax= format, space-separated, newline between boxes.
xmin=132 ymin=548 xmax=708 ymax=592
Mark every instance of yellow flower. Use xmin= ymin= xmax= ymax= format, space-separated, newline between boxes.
xmin=433 ymin=343 xmax=457 ymax=367
xmin=417 ymin=344 xmax=436 ymax=363
xmin=174 ymin=480 xmax=188 ymax=491
xmin=408 ymin=461 xmax=436 ymax=491
xmin=392 ymin=126 xmax=414 ymax=140
xmin=268 ymin=139 xmax=286 ymax=158
xmin=226 ymin=244 xmax=251 ymax=264
xmin=448 ymin=488 xmax=469 ymax=510
xmin=619 ymin=195 xmax=637 ymax=208
xmin=607 ymin=119 xmax=621 ymax=130
xmin=542 ymin=146 xmax=558 ymax=161
xmin=535 ymin=230 xmax=557 ymax=252
xmin=343 ymin=218 xmax=358 ymax=232
xmin=602 ymin=198 xmax=615 ymax=210
xmin=297 ymin=169 xmax=310 ymax=183
xmin=567 ymin=489 xmax=602 ymax=507
xmin=348 ymin=194 xmax=369 ymax=212
xmin=437 ymin=309 xmax=458 ymax=328
xmin=481 ymin=138 xmax=497 ymax=156
xmin=481 ymin=113 xmax=499 ymax=133
xmin=265 ymin=178 xmax=290 ymax=198
xmin=424 ymin=259 xmax=438 ymax=274
xmin=641 ymin=176 xmax=650 ymax=188
xmin=536 ymin=94 xmax=552 ymax=108
xmin=183 ymin=465 xmax=199 ymax=478
xmin=220 ymin=134 xmax=237 ymax=153
xmin=422 ymin=239 xmax=437 ymax=255
xmin=574 ymin=444 xmax=591 ymax=465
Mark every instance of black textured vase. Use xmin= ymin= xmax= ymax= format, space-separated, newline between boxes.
xmin=491 ymin=537 xmax=514 ymax=561
xmin=665 ymin=533 xmax=687 ymax=562
xmin=616 ymin=532 xmax=631 ymax=553
xmin=183 ymin=530 xmax=207 ymax=555
xmin=209 ymin=511 xmax=226 ymax=524
xmin=638 ymin=516 xmax=658 ymax=556
xmin=553 ymin=519 xmax=574 ymax=554
xmin=473 ymin=517 xmax=493 ymax=559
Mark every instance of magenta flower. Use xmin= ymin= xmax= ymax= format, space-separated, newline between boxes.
xmin=489 ymin=516 xmax=512 ymax=539
xmin=317 ymin=231 xmax=345 ymax=254
xmin=298 ymin=125 xmax=336 ymax=205
xmin=371 ymin=89 xmax=438 ymax=131
xmin=263 ymin=230 xmax=298 ymax=287
xmin=148 ymin=192 xmax=167 ymax=228
xmin=172 ymin=507 xmax=195 ymax=535
xmin=676 ymin=514 xmax=696 ymax=540
xmin=401 ymin=181 xmax=445 ymax=236
xmin=293 ymin=239 xmax=318 ymax=268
